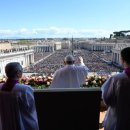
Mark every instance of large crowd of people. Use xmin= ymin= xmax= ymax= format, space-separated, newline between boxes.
xmin=24 ymin=49 xmax=120 ymax=75
xmin=92 ymin=51 xmax=112 ymax=61
xmin=34 ymin=52 xmax=52 ymax=62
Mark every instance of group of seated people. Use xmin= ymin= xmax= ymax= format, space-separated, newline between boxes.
xmin=1 ymin=47 xmax=130 ymax=130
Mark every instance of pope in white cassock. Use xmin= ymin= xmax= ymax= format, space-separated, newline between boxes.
xmin=50 ymin=55 xmax=89 ymax=88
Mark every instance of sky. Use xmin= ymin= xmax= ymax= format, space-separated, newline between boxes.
xmin=0 ymin=0 xmax=130 ymax=38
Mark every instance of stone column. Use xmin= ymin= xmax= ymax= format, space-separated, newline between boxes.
xmin=25 ymin=55 xmax=27 ymax=66
xmin=26 ymin=55 xmax=29 ymax=66
xmin=31 ymin=53 xmax=34 ymax=63
xmin=28 ymin=55 xmax=30 ymax=65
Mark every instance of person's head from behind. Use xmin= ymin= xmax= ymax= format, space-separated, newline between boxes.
xmin=5 ymin=62 xmax=23 ymax=79
xmin=121 ymin=47 xmax=130 ymax=67
xmin=64 ymin=55 xmax=75 ymax=65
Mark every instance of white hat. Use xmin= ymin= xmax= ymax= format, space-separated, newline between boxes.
xmin=64 ymin=55 xmax=75 ymax=62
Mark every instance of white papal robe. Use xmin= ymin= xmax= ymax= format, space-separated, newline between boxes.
xmin=50 ymin=63 xmax=88 ymax=88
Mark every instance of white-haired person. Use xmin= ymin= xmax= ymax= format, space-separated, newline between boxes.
xmin=50 ymin=55 xmax=89 ymax=88
xmin=0 ymin=62 xmax=39 ymax=130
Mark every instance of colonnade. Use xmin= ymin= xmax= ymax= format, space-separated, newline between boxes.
xmin=32 ymin=45 xmax=54 ymax=52
xmin=0 ymin=49 xmax=34 ymax=75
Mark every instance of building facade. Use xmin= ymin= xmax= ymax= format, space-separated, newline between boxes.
xmin=32 ymin=45 xmax=54 ymax=52
xmin=85 ymin=42 xmax=115 ymax=52
xmin=0 ymin=42 xmax=12 ymax=50
xmin=54 ymin=42 xmax=62 ymax=50
xmin=0 ymin=49 xmax=34 ymax=75
xmin=112 ymin=43 xmax=130 ymax=66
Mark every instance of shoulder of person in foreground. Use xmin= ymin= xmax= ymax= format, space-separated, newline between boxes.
xmin=101 ymin=72 xmax=127 ymax=91
xmin=18 ymin=84 xmax=39 ymax=130
xmin=101 ymin=72 xmax=124 ymax=105
xmin=15 ymin=83 xmax=35 ymax=111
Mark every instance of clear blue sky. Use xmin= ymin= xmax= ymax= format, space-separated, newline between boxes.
xmin=0 ymin=0 xmax=130 ymax=38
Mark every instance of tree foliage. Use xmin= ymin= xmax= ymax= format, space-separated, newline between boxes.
xmin=17 ymin=40 xmax=32 ymax=45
